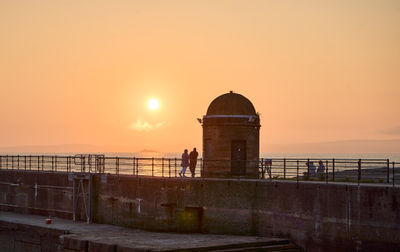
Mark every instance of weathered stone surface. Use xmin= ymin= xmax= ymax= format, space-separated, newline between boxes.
xmin=14 ymin=240 xmax=41 ymax=252
xmin=116 ymin=246 xmax=147 ymax=252
xmin=88 ymin=241 xmax=116 ymax=252
xmin=0 ymin=170 xmax=400 ymax=251
xmin=63 ymin=249 xmax=84 ymax=252
xmin=0 ymin=233 xmax=14 ymax=251
xmin=0 ymin=170 xmax=75 ymax=220
xmin=63 ymin=235 xmax=88 ymax=251
xmin=0 ymin=212 xmax=291 ymax=252
xmin=202 ymin=92 xmax=260 ymax=179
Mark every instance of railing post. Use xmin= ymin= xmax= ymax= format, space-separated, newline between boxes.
xmin=358 ymin=159 xmax=361 ymax=186
xmin=38 ymin=156 xmax=40 ymax=171
xmin=102 ymin=156 xmax=105 ymax=173
xmin=42 ymin=155 xmax=44 ymax=171
xmin=297 ymin=160 xmax=299 ymax=187
xmin=393 ymin=162 xmax=395 ymax=187
xmin=55 ymin=156 xmax=57 ymax=172
xmin=174 ymin=158 xmax=177 ymax=177
xmin=269 ymin=159 xmax=272 ymax=182
xmin=261 ymin=158 xmax=264 ymax=179
xmin=11 ymin=156 xmax=14 ymax=169
xmin=24 ymin=156 xmax=27 ymax=171
xmin=17 ymin=155 xmax=20 ymax=170
xmin=387 ymin=159 xmax=390 ymax=184
xmin=168 ymin=158 xmax=171 ymax=178
xmin=0 ymin=156 xmax=2 ymax=170
xmin=332 ymin=159 xmax=335 ymax=181
xmin=162 ymin=157 xmax=164 ymax=177
xmin=29 ymin=155 xmax=31 ymax=170
xmin=6 ymin=155 xmax=8 ymax=170
xmin=116 ymin=157 xmax=119 ymax=175
xmin=52 ymin=156 xmax=54 ymax=172
xmin=96 ymin=156 xmax=99 ymax=173
xmin=72 ymin=178 xmax=76 ymax=221
xmin=136 ymin=158 xmax=139 ymax=177
xmin=88 ymin=155 xmax=92 ymax=173
xmin=132 ymin=158 xmax=135 ymax=175
xmin=152 ymin=158 xmax=154 ymax=177
xmin=70 ymin=156 xmax=73 ymax=173
xmin=283 ymin=158 xmax=286 ymax=179
xmin=82 ymin=156 xmax=86 ymax=172
xmin=201 ymin=158 xmax=204 ymax=177
xmin=325 ymin=160 xmax=328 ymax=184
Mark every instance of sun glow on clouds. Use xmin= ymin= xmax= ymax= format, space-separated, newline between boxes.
xmin=129 ymin=119 xmax=165 ymax=132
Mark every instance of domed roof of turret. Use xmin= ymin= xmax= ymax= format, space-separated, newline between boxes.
xmin=206 ymin=91 xmax=257 ymax=115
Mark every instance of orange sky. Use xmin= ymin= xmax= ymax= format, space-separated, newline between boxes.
xmin=0 ymin=1 xmax=399 ymax=154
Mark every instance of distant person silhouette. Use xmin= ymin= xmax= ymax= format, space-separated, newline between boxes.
xmin=306 ymin=161 xmax=316 ymax=175
xmin=189 ymin=148 xmax=199 ymax=178
xmin=179 ymin=149 xmax=189 ymax=178
xmin=317 ymin=160 xmax=325 ymax=174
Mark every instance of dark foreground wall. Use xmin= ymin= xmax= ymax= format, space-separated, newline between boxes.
xmin=0 ymin=171 xmax=73 ymax=218
xmin=0 ymin=220 xmax=64 ymax=252
xmin=0 ymin=170 xmax=399 ymax=251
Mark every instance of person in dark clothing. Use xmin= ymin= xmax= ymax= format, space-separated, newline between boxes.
xmin=179 ymin=149 xmax=189 ymax=177
xmin=189 ymin=148 xmax=199 ymax=178
xmin=317 ymin=160 xmax=325 ymax=174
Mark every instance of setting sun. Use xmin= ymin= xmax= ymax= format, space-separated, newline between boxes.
xmin=147 ymin=99 xmax=159 ymax=111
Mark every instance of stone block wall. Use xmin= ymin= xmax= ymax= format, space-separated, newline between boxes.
xmin=0 ymin=221 xmax=65 ymax=252
xmin=0 ymin=170 xmax=399 ymax=251
xmin=203 ymin=125 xmax=259 ymax=178
xmin=0 ymin=170 xmax=86 ymax=220
xmin=93 ymin=175 xmax=400 ymax=251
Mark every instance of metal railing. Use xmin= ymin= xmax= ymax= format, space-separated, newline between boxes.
xmin=0 ymin=154 xmax=201 ymax=178
xmin=0 ymin=155 xmax=398 ymax=186
xmin=259 ymin=158 xmax=400 ymax=186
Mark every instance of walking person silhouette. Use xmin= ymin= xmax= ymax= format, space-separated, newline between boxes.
xmin=179 ymin=149 xmax=189 ymax=177
xmin=189 ymin=148 xmax=199 ymax=178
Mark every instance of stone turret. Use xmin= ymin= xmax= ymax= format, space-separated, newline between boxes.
xmin=202 ymin=91 xmax=260 ymax=178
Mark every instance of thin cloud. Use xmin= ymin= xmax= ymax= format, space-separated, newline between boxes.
xmin=129 ymin=119 xmax=166 ymax=132
xmin=154 ymin=122 xmax=166 ymax=128
xmin=380 ymin=126 xmax=400 ymax=135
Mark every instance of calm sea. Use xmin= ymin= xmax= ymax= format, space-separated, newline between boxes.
xmin=7 ymin=152 xmax=400 ymax=162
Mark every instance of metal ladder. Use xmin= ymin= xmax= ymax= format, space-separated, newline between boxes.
xmin=70 ymin=173 xmax=92 ymax=223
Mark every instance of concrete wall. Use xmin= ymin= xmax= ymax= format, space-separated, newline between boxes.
xmin=0 ymin=170 xmax=85 ymax=220
xmin=0 ymin=170 xmax=399 ymax=251
xmin=0 ymin=220 xmax=64 ymax=252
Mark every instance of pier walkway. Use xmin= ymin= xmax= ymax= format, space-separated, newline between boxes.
xmin=0 ymin=211 xmax=300 ymax=252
